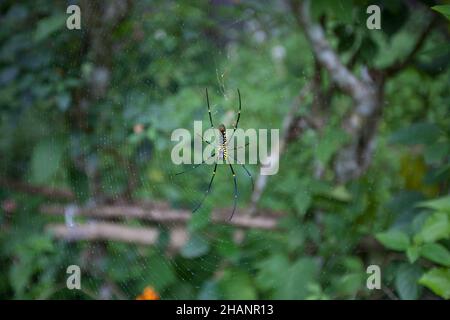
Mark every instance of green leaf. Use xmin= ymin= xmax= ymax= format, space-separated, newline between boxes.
xmin=420 ymin=243 xmax=450 ymax=267
xmin=255 ymin=254 xmax=290 ymax=291
xmin=395 ymin=263 xmax=423 ymax=300
xmin=287 ymin=225 xmax=305 ymax=252
xmin=180 ymin=233 xmax=210 ymax=258
xmin=31 ymin=137 xmax=65 ymax=184
xmin=331 ymin=257 xmax=364 ymax=297
xmin=418 ymin=196 xmax=450 ymax=213
xmin=215 ymin=240 xmax=239 ymax=260
xmin=275 ymin=257 xmax=319 ymax=299
xmin=9 ymin=253 xmax=34 ymax=297
xmin=421 ymin=43 xmax=450 ymax=57
xmin=28 ymin=234 xmax=54 ymax=253
xmin=406 ymin=245 xmax=421 ymax=263
xmin=424 ymin=142 xmax=450 ymax=165
xmin=419 ymin=268 xmax=450 ymax=299
xmin=311 ymin=0 xmax=354 ymax=24
xmin=316 ymin=127 xmax=348 ymax=165
xmin=432 ymin=5 xmax=450 ymax=20
xmin=219 ymin=270 xmax=257 ymax=300
xmin=34 ymin=15 xmax=66 ymax=42
xmin=335 ymin=273 xmax=364 ymax=297
xmin=144 ymin=252 xmax=176 ymax=291
xmin=414 ymin=212 xmax=450 ymax=244
xmin=328 ymin=185 xmax=352 ymax=202
xmin=294 ymin=188 xmax=312 ymax=216
xmin=389 ymin=122 xmax=441 ymax=146
xmin=376 ymin=230 xmax=410 ymax=251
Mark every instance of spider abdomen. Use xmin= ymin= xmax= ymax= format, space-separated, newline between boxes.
xmin=221 ymin=131 xmax=227 ymax=161
xmin=222 ymin=144 xmax=227 ymax=161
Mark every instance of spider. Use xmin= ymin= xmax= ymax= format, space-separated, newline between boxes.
xmin=175 ymin=88 xmax=254 ymax=220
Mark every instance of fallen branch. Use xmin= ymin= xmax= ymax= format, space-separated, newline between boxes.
xmin=40 ymin=202 xmax=281 ymax=230
xmin=0 ymin=179 xmax=74 ymax=200
xmin=46 ymin=222 xmax=188 ymax=248
xmin=3 ymin=178 xmax=281 ymax=230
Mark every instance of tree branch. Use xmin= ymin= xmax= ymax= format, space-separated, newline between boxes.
xmin=2 ymin=178 xmax=280 ymax=230
xmin=292 ymin=0 xmax=371 ymax=102
xmin=291 ymin=0 xmax=384 ymax=182
xmin=383 ymin=15 xmax=438 ymax=77
xmin=0 ymin=179 xmax=74 ymax=200
xmin=249 ymin=82 xmax=312 ymax=213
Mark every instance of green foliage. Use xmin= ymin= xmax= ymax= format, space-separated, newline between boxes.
xmin=420 ymin=243 xmax=450 ymax=267
xmin=419 ymin=268 xmax=450 ymax=299
xmin=389 ymin=122 xmax=441 ymax=146
xmin=378 ymin=195 xmax=450 ymax=299
xmin=419 ymin=196 xmax=450 ymax=213
xmin=415 ymin=211 xmax=449 ymax=243
xmin=376 ymin=230 xmax=410 ymax=251
xmin=219 ymin=270 xmax=257 ymax=300
xmin=432 ymin=5 xmax=450 ymax=20
xmin=34 ymin=14 xmax=66 ymax=43
xmin=274 ymin=257 xmax=319 ymax=299
xmin=144 ymin=251 xmax=177 ymax=292
xmin=395 ymin=264 xmax=423 ymax=300
xmin=375 ymin=95 xmax=450 ymax=299
xmin=181 ymin=234 xmax=210 ymax=259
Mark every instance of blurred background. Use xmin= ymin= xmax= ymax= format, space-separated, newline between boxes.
xmin=0 ymin=0 xmax=449 ymax=300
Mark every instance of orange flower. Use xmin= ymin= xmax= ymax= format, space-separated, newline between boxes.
xmin=136 ymin=286 xmax=160 ymax=300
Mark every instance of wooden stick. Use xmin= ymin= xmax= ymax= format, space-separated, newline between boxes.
xmin=46 ymin=222 xmax=188 ymax=248
xmin=40 ymin=203 xmax=281 ymax=230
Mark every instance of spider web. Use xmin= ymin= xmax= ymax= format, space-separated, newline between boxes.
xmin=3 ymin=8 xmax=292 ymax=300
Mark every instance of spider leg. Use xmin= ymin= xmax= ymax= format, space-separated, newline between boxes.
xmin=193 ymin=162 xmax=218 ymax=213
xmin=229 ymin=163 xmax=238 ymax=220
xmin=230 ymin=142 xmax=249 ymax=151
xmin=227 ymin=89 xmax=241 ymax=146
xmin=206 ymin=88 xmax=214 ymax=128
xmin=174 ymin=152 xmax=215 ymax=176
xmin=196 ymin=133 xmax=212 ymax=145
xmin=231 ymin=155 xmax=254 ymax=191
xmin=235 ymin=88 xmax=241 ymax=130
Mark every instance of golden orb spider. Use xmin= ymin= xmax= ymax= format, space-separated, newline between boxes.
xmin=175 ymin=88 xmax=253 ymax=220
